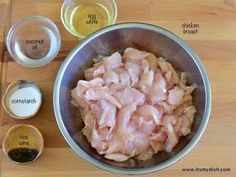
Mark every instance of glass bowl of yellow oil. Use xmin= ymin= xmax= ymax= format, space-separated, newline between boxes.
xmin=61 ymin=0 xmax=118 ymax=38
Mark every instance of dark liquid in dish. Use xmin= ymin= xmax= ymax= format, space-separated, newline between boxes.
xmin=8 ymin=148 xmax=39 ymax=163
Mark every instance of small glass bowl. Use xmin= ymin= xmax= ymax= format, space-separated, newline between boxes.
xmin=61 ymin=0 xmax=118 ymax=38
xmin=2 ymin=124 xmax=44 ymax=164
xmin=6 ymin=16 xmax=61 ymax=67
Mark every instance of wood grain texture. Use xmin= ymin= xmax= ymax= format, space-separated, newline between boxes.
xmin=1 ymin=0 xmax=236 ymax=177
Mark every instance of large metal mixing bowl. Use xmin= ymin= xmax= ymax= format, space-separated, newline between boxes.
xmin=53 ymin=23 xmax=211 ymax=174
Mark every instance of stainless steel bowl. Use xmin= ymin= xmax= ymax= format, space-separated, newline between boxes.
xmin=53 ymin=23 xmax=211 ymax=174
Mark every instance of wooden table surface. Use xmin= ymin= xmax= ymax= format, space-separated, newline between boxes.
xmin=0 ymin=0 xmax=236 ymax=177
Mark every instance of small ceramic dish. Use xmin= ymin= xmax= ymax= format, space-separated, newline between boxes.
xmin=2 ymin=124 xmax=44 ymax=164
xmin=2 ymin=80 xmax=42 ymax=119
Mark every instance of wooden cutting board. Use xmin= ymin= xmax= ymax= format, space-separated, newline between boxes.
xmin=0 ymin=0 xmax=236 ymax=177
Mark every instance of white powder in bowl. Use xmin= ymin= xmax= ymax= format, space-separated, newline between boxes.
xmin=8 ymin=86 xmax=42 ymax=118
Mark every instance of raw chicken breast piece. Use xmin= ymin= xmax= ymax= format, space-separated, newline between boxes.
xmin=105 ymin=153 xmax=130 ymax=162
xmin=113 ymin=67 xmax=131 ymax=86
xmin=76 ymin=78 xmax=104 ymax=96
xmin=164 ymin=123 xmax=178 ymax=152
xmin=150 ymin=127 xmax=167 ymax=153
xmin=130 ymin=115 xmax=156 ymax=135
xmin=159 ymin=61 xmax=180 ymax=85
xmin=117 ymin=105 xmax=137 ymax=130
xmin=145 ymin=53 xmax=160 ymax=72
xmin=84 ymin=61 xmax=103 ymax=80
xmin=99 ymin=99 xmax=117 ymax=129
xmin=140 ymin=70 xmax=154 ymax=87
xmin=138 ymin=147 xmax=154 ymax=161
xmin=104 ymin=52 xmax=122 ymax=71
xmin=125 ymin=61 xmax=142 ymax=86
xmin=123 ymin=47 xmax=149 ymax=61
xmin=158 ymin=101 xmax=175 ymax=114
xmin=91 ymin=128 xmax=108 ymax=153
xmin=154 ymin=73 xmax=167 ymax=89
xmin=125 ymin=131 xmax=150 ymax=155
xmin=141 ymin=73 xmax=167 ymax=104
xmin=93 ymin=65 xmax=105 ymax=78
xmin=85 ymin=87 xmax=122 ymax=108
xmin=119 ymin=69 xmax=131 ymax=86
xmin=162 ymin=114 xmax=177 ymax=126
xmin=82 ymin=110 xmax=96 ymax=141
xmin=71 ymin=88 xmax=89 ymax=110
xmin=115 ymin=87 xmax=145 ymax=106
xmin=136 ymin=105 xmax=162 ymax=125
xmin=103 ymin=71 xmax=119 ymax=84
xmin=180 ymin=106 xmax=197 ymax=136
xmin=167 ymin=86 xmax=185 ymax=105
xmin=106 ymin=133 xmax=124 ymax=154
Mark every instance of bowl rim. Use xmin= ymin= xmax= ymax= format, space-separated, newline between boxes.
xmin=53 ymin=22 xmax=211 ymax=175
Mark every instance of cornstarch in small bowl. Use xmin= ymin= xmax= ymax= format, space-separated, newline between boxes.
xmin=2 ymin=80 xmax=42 ymax=119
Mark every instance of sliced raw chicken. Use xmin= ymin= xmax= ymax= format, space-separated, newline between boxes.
xmin=76 ymin=78 xmax=104 ymax=96
xmin=140 ymin=70 xmax=154 ymax=87
xmin=103 ymin=71 xmax=119 ymax=84
xmin=106 ymin=133 xmax=124 ymax=154
xmin=149 ymin=86 xmax=167 ymax=104
xmin=104 ymin=52 xmax=122 ymax=71
xmin=91 ymin=128 xmax=108 ymax=153
xmin=164 ymin=123 xmax=178 ymax=152
xmin=71 ymin=88 xmax=89 ymax=110
xmin=84 ymin=61 xmax=103 ymax=80
xmin=105 ymin=153 xmax=130 ymax=162
xmin=82 ymin=110 xmax=96 ymax=141
xmin=138 ymin=117 xmax=156 ymax=135
xmin=138 ymin=147 xmax=154 ymax=161
xmin=136 ymin=105 xmax=162 ymax=125
xmin=179 ymin=94 xmax=193 ymax=105
xmin=145 ymin=53 xmax=160 ymax=72
xmin=99 ymin=99 xmax=117 ymax=129
xmin=117 ymin=105 xmax=137 ymax=130
xmin=150 ymin=127 xmax=168 ymax=153
xmin=141 ymin=73 xmax=167 ymax=104
xmin=85 ymin=87 xmax=122 ymax=108
xmin=123 ymin=47 xmax=149 ymax=61
xmin=71 ymin=48 xmax=197 ymax=162
xmin=130 ymin=115 xmax=156 ymax=135
xmin=84 ymin=110 xmax=96 ymax=129
xmin=179 ymin=106 xmax=197 ymax=136
xmin=93 ymin=65 xmax=105 ymax=78
xmin=125 ymin=131 xmax=150 ymax=155
xmin=112 ymin=67 xmax=130 ymax=86
xmin=140 ymin=59 xmax=150 ymax=72
xmin=114 ymin=87 xmax=145 ymax=106
xmin=174 ymin=116 xmax=183 ymax=136
xmin=174 ymin=101 xmax=192 ymax=117
xmin=125 ymin=61 xmax=142 ymax=86
xmin=119 ymin=69 xmax=131 ymax=86
xmin=142 ymin=85 xmax=166 ymax=105
xmin=167 ymin=86 xmax=185 ymax=105
xmin=180 ymin=115 xmax=193 ymax=136
xmin=154 ymin=73 xmax=167 ymax=89
xmin=159 ymin=61 xmax=180 ymax=85
xmin=162 ymin=114 xmax=177 ymax=126
xmin=158 ymin=101 xmax=175 ymax=114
